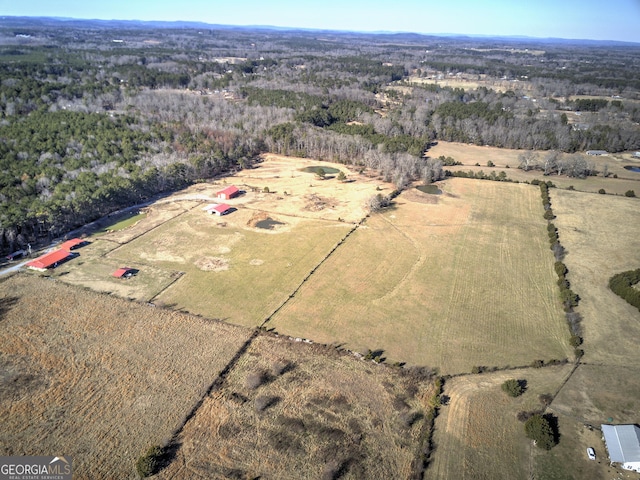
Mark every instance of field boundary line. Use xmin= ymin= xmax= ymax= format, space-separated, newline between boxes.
xmin=260 ymin=218 xmax=364 ymax=327
xmin=103 ymin=205 xmax=193 ymax=257
xmin=158 ymin=328 xmax=260 ymax=474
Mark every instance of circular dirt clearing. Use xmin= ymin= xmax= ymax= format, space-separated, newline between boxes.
xmin=194 ymin=257 xmax=229 ymax=272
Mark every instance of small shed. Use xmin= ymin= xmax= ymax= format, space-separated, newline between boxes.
xmin=112 ymin=267 xmax=136 ymax=278
xmin=60 ymin=238 xmax=86 ymax=250
xmin=205 ymin=204 xmax=232 ymax=216
xmin=216 ymin=185 xmax=239 ymax=200
xmin=601 ymin=424 xmax=640 ymax=472
xmin=26 ymin=249 xmax=74 ymax=271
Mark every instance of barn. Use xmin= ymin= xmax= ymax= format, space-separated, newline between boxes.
xmin=205 ymin=203 xmax=232 ymax=216
xmin=60 ymin=238 xmax=86 ymax=250
xmin=216 ymin=185 xmax=239 ymax=200
xmin=26 ymin=249 xmax=75 ymax=271
xmin=112 ymin=267 xmax=136 ymax=278
xmin=601 ymin=424 xmax=640 ymax=472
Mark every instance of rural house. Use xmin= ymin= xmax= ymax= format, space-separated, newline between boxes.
xmin=216 ymin=185 xmax=239 ymax=200
xmin=601 ymin=424 xmax=640 ymax=472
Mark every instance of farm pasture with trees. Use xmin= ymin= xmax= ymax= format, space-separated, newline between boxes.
xmin=1 ymin=16 xmax=640 ymax=480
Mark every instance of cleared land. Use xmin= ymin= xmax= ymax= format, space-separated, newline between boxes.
xmin=0 ymin=274 xmax=252 ymax=479
xmin=427 ymin=365 xmax=575 ymax=480
xmin=270 ymin=177 xmax=572 ymax=374
xmin=156 ymin=333 xmax=437 ymax=480
xmin=551 ymin=189 xmax=640 ymax=367
xmin=428 ymin=141 xmax=640 ymax=195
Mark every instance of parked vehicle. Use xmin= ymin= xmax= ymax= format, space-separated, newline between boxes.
xmin=6 ymin=250 xmax=25 ymax=261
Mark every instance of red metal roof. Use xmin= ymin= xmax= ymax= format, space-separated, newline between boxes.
xmin=60 ymin=238 xmax=84 ymax=250
xmin=26 ymin=249 xmax=73 ymax=269
xmin=212 ymin=203 xmax=231 ymax=214
xmin=113 ymin=267 xmax=134 ymax=278
xmin=216 ymin=185 xmax=239 ymax=197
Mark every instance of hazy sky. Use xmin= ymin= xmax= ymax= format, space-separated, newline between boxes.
xmin=2 ymin=0 xmax=640 ymax=43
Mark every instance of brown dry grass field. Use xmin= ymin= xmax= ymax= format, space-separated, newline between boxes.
xmin=157 ymin=333 xmax=438 ymax=479
xmin=405 ymin=76 xmax=535 ymax=94
xmin=270 ymin=177 xmax=572 ymax=374
xmin=10 ymin=153 xmax=638 ymax=479
xmin=0 ymin=274 xmax=252 ymax=479
xmin=427 ymin=365 xmax=575 ymax=480
xmin=545 ymin=188 xmax=640 ymax=480
xmin=428 ymin=141 xmax=640 ymax=195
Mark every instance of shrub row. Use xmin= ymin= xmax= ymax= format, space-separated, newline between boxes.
xmin=609 ymin=268 xmax=640 ymax=312
xmin=540 ymin=184 xmax=582 ymax=355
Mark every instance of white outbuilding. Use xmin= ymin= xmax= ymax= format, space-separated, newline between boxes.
xmin=601 ymin=424 xmax=640 ymax=472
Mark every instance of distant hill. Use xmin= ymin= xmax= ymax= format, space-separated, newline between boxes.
xmin=2 ymin=16 xmax=638 ymax=46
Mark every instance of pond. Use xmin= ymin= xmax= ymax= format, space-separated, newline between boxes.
xmin=300 ymin=166 xmax=341 ymax=175
xmin=255 ymin=218 xmax=285 ymax=230
xmin=416 ymin=185 xmax=442 ymax=194
xmin=624 ymin=165 xmax=640 ymax=173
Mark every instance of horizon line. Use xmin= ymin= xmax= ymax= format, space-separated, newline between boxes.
xmin=4 ymin=15 xmax=640 ymax=46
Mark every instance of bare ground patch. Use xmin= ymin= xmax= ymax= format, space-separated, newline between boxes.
xmin=194 ymin=256 xmax=230 ymax=272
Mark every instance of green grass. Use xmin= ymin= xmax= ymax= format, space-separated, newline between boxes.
xmin=98 ymin=212 xmax=146 ymax=233
xmin=111 ymin=209 xmax=352 ymax=326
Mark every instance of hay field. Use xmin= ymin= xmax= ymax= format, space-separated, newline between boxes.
xmin=547 ymin=188 xmax=640 ymax=462
xmin=551 ymin=189 xmax=640 ymax=366
xmin=428 ymin=141 xmax=640 ymax=195
xmin=0 ymin=274 xmax=252 ymax=480
xmin=156 ymin=333 xmax=437 ymax=480
xmin=427 ymin=365 xmax=574 ymax=480
xmin=270 ymin=178 xmax=572 ymax=374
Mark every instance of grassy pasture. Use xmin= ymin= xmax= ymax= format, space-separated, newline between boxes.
xmin=111 ymin=201 xmax=353 ymax=326
xmin=551 ymin=189 xmax=640 ymax=367
xmin=427 ymin=365 xmax=574 ymax=480
xmin=38 ymin=237 xmax=181 ymax=302
xmin=270 ymin=178 xmax=572 ymax=374
xmin=156 ymin=333 xmax=437 ymax=479
xmin=428 ymin=141 xmax=640 ymax=195
xmin=0 ymin=274 xmax=252 ymax=479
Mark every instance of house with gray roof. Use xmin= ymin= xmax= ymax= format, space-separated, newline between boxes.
xmin=601 ymin=424 xmax=640 ymax=472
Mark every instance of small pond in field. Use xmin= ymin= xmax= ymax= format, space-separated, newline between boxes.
xmin=624 ymin=165 xmax=640 ymax=173
xmin=416 ymin=185 xmax=442 ymax=194
xmin=255 ymin=218 xmax=285 ymax=230
xmin=300 ymin=166 xmax=341 ymax=175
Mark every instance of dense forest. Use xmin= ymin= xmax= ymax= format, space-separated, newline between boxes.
xmin=1 ymin=18 xmax=639 ymax=253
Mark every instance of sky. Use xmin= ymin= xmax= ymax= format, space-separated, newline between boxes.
xmin=2 ymin=0 xmax=640 ymax=43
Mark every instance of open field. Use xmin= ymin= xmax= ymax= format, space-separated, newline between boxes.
xmin=43 ymin=155 xmax=389 ymax=325
xmin=405 ymin=75 xmax=534 ymax=94
xmin=427 ymin=365 xmax=575 ymax=480
xmin=428 ymin=141 xmax=640 ymax=195
xmin=15 ymin=154 xmax=636 ymax=479
xmin=551 ymin=189 xmax=640 ymax=366
xmin=156 ymin=333 xmax=437 ymax=479
xmin=0 ymin=274 xmax=252 ymax=479
xmin=270 ymin=177 xmax=572 ymax=374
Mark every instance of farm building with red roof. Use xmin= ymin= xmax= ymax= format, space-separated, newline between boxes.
xmin=59 ymin=238 xmax=86 ymax=250
xmin=112 ymin=267 xmax=136 ymax=278
xmin=216 ymin=185 xmax=239 ymax=200
xmin=26 ymin=249 xmax=75 ymax=271
xmin=205 ymin=204 xmax=232 ymax=216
